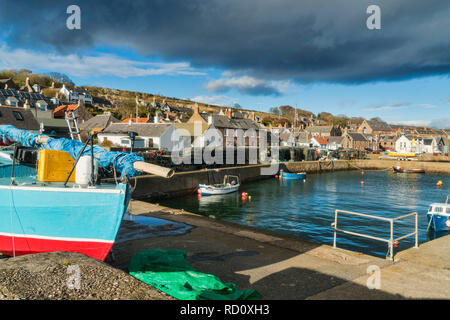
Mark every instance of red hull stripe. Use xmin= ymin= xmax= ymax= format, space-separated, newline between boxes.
xmin=0 ymin=235 xmax=113 ymax=261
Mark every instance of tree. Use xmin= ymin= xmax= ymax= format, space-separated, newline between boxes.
xmin=269 ymin=107 xmax=281 ymax=115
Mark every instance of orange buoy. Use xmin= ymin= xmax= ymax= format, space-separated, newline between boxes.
xmin=436 ymin=181 xmax=443 ymax=187
xmin=394 ymin=240 xmax=399 ymax=248
xmin=361 ymin=181 xmax=365 ymax=185
xmin=446 ymin=220 xmax=450 ymax=228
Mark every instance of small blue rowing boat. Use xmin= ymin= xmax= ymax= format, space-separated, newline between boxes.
xmin=280 ymin=169 xmax=306 ymax=180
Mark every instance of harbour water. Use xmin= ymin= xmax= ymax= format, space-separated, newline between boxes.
xmin=159 ymin=170 xmax=450 ymax=258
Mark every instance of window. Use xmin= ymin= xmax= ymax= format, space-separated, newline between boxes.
xmin=434 ymin=207 xmax=443 ymax=213
xmin=446 ymin=207 xmax=450 ymax=214
xmin=13 ymin=111 xmax=24 ymax=121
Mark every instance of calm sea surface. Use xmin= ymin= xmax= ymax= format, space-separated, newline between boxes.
xmin=159 ymin=170 xmax=450 ymax=258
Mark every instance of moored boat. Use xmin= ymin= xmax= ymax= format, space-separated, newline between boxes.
xmin=393 ymin=166 xmax=425 ymax=174
xmin=198 ymin=175 xmax=240 ymax=195
xmin=0 ymin=125 xmax=173 ymax=260
xmin=427 ymin=196 xmax=450 ymax=232
xmin=280 ymin=169 xmax=306 ymax=180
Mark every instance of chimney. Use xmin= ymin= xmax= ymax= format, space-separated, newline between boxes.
xmin=25 ymin=77 xmax=33 ymax=93
xmin=51 ymin=82 xmax=55 ymax=89
xmin=4 ymin=84 xmax=7 ymax=90
xmin=193 ymin=103 xmax=199 ymax=114
xmin=250 ymin=112 xmax=255 ymax=121
xmin=225 ymin=108 xmax=232 ymax=119
xmin=154 ymin=111 xmax=160 ymax=123
xmin=165 ymin=112 xmax=170 ymax=121
xmin=208 ymin=112 xmax=213 ymax=125
xmin=24 ymin=99 xmax=30 ymax=110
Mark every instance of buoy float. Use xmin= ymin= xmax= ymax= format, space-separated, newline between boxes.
xmin=361 ymin=181 xmax=365 ymax=185
xmin=275 ymin=175 xmax=278 ymax=178
xmin=394 ymin=240 xmax=399 ymax=248
xmin=241 ymin=192 xmax=248 ymax=201
xmin=446 ymin=220 xmax=450 ymax=228
xmin=248 ymin=196 xmax=252 ymax=201
xmin=361 ymin=171 xmax=365 ymax=175
xmin=436 ymin=181 xmax=443 ymax=187
xmin=197 ymin=188 xmax=202 ymax=194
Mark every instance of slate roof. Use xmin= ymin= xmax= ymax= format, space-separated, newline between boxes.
xmin=200 ymin=114 xmax=260 ymax=130
xmin=305 ymin=126 xmax=333 ymax=134
xmin=346 ymin=132 xmax=368 ymax=141
xmin=327 ymin=136 xmax=344 ymax=144
xmin=0 ymin=106 xmax=40 ymax=130
xmin=102 ymin=123 xmax=172 ymax=137
xmin=79 ymin=113 xmax=120 ymax=131
xmin=0 ymin=89 xmax=55 ymax=109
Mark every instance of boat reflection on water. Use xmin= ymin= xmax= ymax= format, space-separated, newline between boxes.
xmin=198 ymin=192 xmax=241 ymax=208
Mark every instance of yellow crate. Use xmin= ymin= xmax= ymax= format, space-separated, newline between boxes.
xmin=37 ymin=150 xmax=76 ymax=182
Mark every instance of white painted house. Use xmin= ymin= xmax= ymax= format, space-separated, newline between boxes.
xmin=98 ymin=123 xmax=176 ymax=150
xmin=59 ymin=84 xmax=93 ymax=104
xmin=395 ymin=135 xmax=415 ymax=153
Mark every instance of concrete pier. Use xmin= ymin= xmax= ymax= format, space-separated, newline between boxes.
xmin=110 ymin=200 xmax=450 ymax=299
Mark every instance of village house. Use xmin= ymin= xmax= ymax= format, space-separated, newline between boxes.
xmin=0 ymin=105 xmax=40 ymax=131
xmin=79 ymin=112 xmax=120 ymax=133
xmin=326 ymin=136 xmax=344 ymax=151
xmin=53 ymin=100 xmax=93 ymax=123
xmin=187 ymin=105 xmax=261 ymax=148
xmin=295 ymin=131 xmax=312 ymax=147
xmin=173 ymin=122 xmax=211 ymax=148
xmin=59 ymin=84 xmax=93 ymax=104
xmin=341 ymin=131 xmax=370 ymax=151
xmin=379 ymin=134 xmax=397 ymax=151
xmin=0 ymin=88 xmax=55 ymax=109
xmin=305 ymin=125 xmax=342 ymax=137
xmin=98 ymin=122 xmax=176 ymax=150
xmin=358 ymin=119 xmax=393 ymax=136
xmin=310 ymin=136 xmax=330 ymax=149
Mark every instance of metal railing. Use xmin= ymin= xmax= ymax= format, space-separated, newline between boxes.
xmin=332 ymin=210 xmax=419 ymax=261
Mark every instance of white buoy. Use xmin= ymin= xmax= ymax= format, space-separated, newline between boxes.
xmin=75 ymin=156 xmax=99 ymax=185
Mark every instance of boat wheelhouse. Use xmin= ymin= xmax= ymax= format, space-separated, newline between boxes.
xmin=427 ymin=196 xmax=450 ymax=232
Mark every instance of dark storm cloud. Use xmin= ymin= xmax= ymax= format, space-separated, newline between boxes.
xmin=0 ymin=0 xmax=449 ymax=84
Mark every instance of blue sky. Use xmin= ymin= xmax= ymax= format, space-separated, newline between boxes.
xmin=0 ymin=0 xmax=448 ymax=128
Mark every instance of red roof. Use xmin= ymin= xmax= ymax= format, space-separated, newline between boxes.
xmin=121 ymin=117 xmax=149 ymax=124
xmin=53 ymin=104 xmax=78 ymax=117
xmin=314 ymin=137 xmax=329 ymax=145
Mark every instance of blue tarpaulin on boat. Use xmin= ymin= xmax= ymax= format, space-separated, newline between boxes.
xmin=0 ymin=125 xmax=144 ymax=179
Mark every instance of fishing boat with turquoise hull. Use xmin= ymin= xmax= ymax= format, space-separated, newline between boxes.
xmin=280 ymin=169 xmax=307 ymax=180
xmin=0 ymin=125 xmax=173 ymax=261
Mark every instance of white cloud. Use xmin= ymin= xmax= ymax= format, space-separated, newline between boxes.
xmin=363 ymin=102 xmax=410 ymax=111
xmin=0 ymin=45 xmax=206 ymax=78
xmin=392 ymin=118 xmax=450 ymax=129
xmin=191 ymin=95 xmax=237 ymax=107
xmin=418 ymin=104 xmax=437 ymax=109
xmin=205 ymin=75 xmax=289 ymax=96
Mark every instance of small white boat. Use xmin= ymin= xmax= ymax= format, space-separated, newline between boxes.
xmin=198 ymin=175 xmax=240 ymax=195
xmin=427 ymin=195 xmax=450 ymax=232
